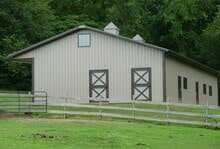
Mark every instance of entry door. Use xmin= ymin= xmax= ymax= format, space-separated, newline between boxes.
xmin=89 ymin=70 xmax=109 ymax=99
xmin=131 ymin=68 xmax=152 ymax=101
xmin=195 ymin=82 xmax=199 ymax=104
xmin=178 ymin=76 xmax=182 ymax=103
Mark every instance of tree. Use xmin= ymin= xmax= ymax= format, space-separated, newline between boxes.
xmin=0 ymin=0 xmax=57 ymax=90
xmin=0 ymin=0 xmax=219 ymax=90
xmin=200 ymin=8 xmax=220 ymax=70
xmin=151 ymin=0 xmax=218 ymax=57
xmin=21 ymin=0 xmax=56 ymax=44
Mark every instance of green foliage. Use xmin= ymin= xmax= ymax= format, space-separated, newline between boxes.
xmin=0 ymin=0 xmax=55 ymax=90
xmin=0 ymin=0 xmax=220 ymax=90
xmin=0 ymin=35 xmax=27 ymax=55
xmin=200 ymin=8 xmax=220 ymax=69
xmin=152 ymin=0 xmax=218 ymax=56
xmin=21 ymin=0 xmax=56 ymax=43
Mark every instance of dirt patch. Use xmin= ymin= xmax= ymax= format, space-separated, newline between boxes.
xmin=20 ymin=117 xmax=105 ymax=124
xmin=0 ymin=114 xmax=16 ymax=120
xmin=136 ymin=143 xmax=152 ymax=149
xmin=0 ymin=113 xmax=34 ymax=120
xmin=30 ymin=133 xmax=68 ymax=140
xmin=20 ymin=133 xmax=68 ymax=141
xmin=136 ymin=143 xmax=146 ymax=146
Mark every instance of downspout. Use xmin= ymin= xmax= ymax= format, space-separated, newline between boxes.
xmin=31 ymin=58 xmax=35 ymax=94
xmin=163 ymin=51 xmax=167 ymax=102
xmin=218 ymin=75 xmax=220 ymax=106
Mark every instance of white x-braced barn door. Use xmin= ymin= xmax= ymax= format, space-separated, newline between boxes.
xmin=89 ymin=70 xmax=109 ymax=98
xmin=131 ymin=68 xmax=152 ymax=101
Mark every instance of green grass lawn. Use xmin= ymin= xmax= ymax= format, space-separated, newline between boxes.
xmin=0 ymin=118 xmax=219 ymax=149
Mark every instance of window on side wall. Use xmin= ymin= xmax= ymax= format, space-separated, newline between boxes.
xmin=209 ymin=86 xmax=213 ymax=96
xmin=203 ymin=84 xmax=207 ymax=95
xmin=78 ymin=33 xmax=91 ymax=47
xmin=183 ymin=77 xmax=188 ymax=89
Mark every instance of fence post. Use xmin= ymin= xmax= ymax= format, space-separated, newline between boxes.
xmin=205 ymin=98 xmax=209 ymax=127
xmin=131 ymin=95 xmax=135 ymax=121
xmin=166 ymin=101 xmax=170 ymax=125
xmin=28 ymin=92 xmax=31 ymax=113
xmin=64 ymin=97 xmax=67 ymax=119
xmin=18 ymin=91 xmax=21 ymax=114
xmin=45 ymin=91 xmax=48 ymax=113
xmin=98 ymin=97 xmax=102 ymax=120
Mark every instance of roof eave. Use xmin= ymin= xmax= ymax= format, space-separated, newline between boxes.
xmin=166 ymin=50 xmax=219 ymax=76
xmin=7 ymin=26 xmax=86 ymax=59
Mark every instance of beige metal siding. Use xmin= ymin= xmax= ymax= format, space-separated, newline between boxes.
xmin=16 ymin=51 xmax=33 ymax=59
xmin=166 ymin=57 xmax=218 ymax=105
xmin=16 ymin=30 xmax=164 ymax=103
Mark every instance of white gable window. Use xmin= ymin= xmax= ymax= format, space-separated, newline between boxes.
xmin=78 ymin=33 xmax=91 ymax=47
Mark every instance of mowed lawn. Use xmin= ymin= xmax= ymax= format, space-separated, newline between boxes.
xmin=0 ymin=118 xmax=220 ymax=149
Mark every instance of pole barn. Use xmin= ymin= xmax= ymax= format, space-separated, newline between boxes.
xmin=8 ymin=22 xmax=220 ymax=106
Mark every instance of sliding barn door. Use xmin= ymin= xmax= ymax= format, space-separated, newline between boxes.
xmin=178 ymin=76 xmax=182 ymax=103
xmin=195 ymin=82 xmax=199 ymax=104
xmin=89 ymin=70 xmax=109 ymax=99
xmin=131 ymin=68 xmax=152 ymax=101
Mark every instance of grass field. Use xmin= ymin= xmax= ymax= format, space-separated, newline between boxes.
xmin=0 ymin=118 xmax=219 ymax=149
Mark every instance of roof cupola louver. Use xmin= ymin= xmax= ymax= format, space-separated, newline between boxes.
xmin=132 ymin=34 xmax=145 ymax=43
xmin=104 ymin=22 xmax=119 ymax=35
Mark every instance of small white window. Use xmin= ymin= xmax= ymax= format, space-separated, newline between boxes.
xmin=78 ymin=33 xmax=91 ymax=47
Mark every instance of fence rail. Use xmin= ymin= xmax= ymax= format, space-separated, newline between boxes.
xmin=48 ymin=97 xmax=220 ymax=128
xmin=0 ymin=91 xmax=48 ymax=113
xmin=49 ymin=103 xmax=220 ymax=119
xmin=0 ymin=92 xmax=220 ymax=128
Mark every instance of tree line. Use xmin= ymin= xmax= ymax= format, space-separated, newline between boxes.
xmin=0 ymin=0 xmax=220 ymax=90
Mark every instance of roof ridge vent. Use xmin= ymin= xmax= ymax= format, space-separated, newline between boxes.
xmin=132 ymin=34 xmax=145 ymax=43
xmin=104 ymin=22 xmax=119 ymax=35
xmin=78 ymin=25 xmax=87 ymax=28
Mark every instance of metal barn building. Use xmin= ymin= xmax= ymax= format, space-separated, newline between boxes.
xmin=9 ymin=22 xmax=220 ymax=106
